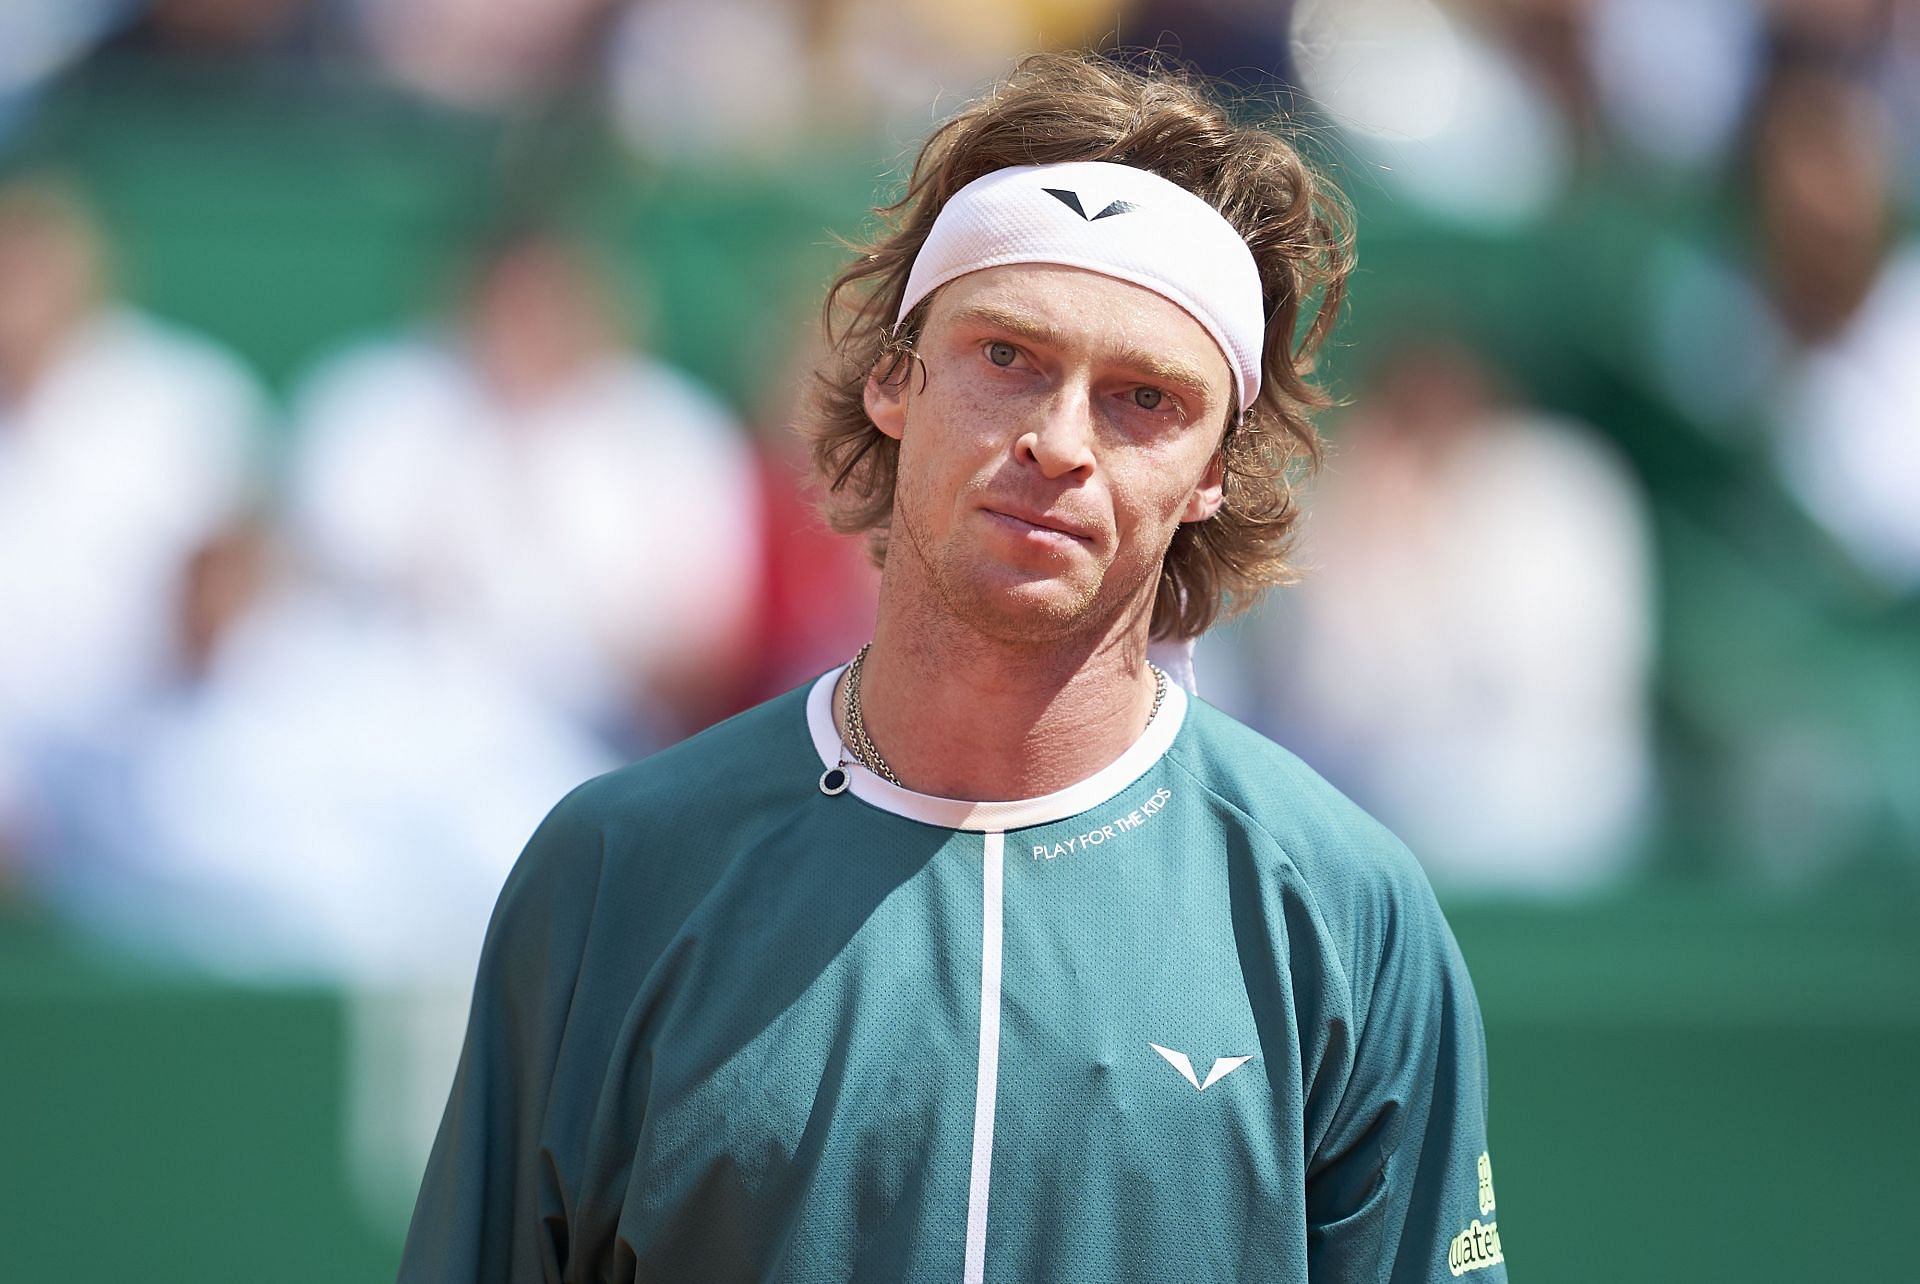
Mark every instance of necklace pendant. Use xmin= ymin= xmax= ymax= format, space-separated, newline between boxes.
xmin=819 ymin=765 xmax=851 ymax=796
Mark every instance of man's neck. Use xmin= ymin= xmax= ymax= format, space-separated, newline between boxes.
xmin=843 ymin=577 xmax=1164 ymax=802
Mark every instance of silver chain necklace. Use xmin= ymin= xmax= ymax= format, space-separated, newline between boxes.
xmin=818 ymin=642 xmax=1170 ymax=796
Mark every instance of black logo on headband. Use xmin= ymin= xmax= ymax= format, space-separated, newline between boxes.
xmin=1044 ymin=188 xmax=1139 ymax=221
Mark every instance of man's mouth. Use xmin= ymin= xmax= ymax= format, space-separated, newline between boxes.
xmin=981 ymin=505 xmax=1096 ymax=544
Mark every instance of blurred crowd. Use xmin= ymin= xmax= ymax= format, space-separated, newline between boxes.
xmin=2 ymin=0 xmax=1917 ymax=986
xmin=0 ymin=183 xmax=885 ymax=982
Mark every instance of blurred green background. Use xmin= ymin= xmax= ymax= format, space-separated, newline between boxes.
xmin=4 ymin=5 xmax=1919 ymax=1281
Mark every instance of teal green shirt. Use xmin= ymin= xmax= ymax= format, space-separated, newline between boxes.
xmin=400 ymin=671 xmax=1507 ymax=1282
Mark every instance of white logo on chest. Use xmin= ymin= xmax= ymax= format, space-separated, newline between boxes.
xmin=1148 ymin=1042 xmax=1255 ymax=1091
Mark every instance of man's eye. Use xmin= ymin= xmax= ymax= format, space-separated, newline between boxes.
xmin=986 ymin=341 xmax=1018 ymax=367
xmin=1132 ymin=387 xmax=1165 ymax=411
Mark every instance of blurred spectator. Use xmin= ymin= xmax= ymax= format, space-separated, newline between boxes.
xmin=1289 ymin=0 xmax=1574 ymax=228
xmin=349 ymin=0 xmax=616 ymax=111
xmin=1769 ymin=0 xmax=1891 ymax=63
xmin=43 ymin=587 xmax=617 ymax=981
xmin=750 ymin=447 xmax=880 ymax=694
xmin=1760 ymin=51 xmax=1920 ymax=594
xmin=604 ymin=0 xmax=817 ymax=160
xmin=0 ymin=176 xmax=264 ymax=864
xmin=30 ymin=571 xmax=619 ymax=1221
xmin=1652 ymin=47 xmax=1920 ymax=593
xmin=0 ymin=2 xmax=129 ymax=143
xmin=1892 ymin=1 xmax=1920 ymax=196
xmin=740 ymin=316 xmax=880 ymax=702
xmin=1755 ymin=11 xmax=1920 ymax=589
xmin=1468 ymin=0 xmax=1606 ymax=148
xmin=1587 ymin=0 xmax=1762 ymax=174
xmin=1117 ymin=0 xmax=1297 ymax=91
xmin=1758 ymin=52 xmax=1920 ymax=579
xmin=1227 ymin=343 xmax=1656 ymax=893
xmin=23 ymin=227 xmax=677 ymax=983
xmin=1754 ymin=53 xmax=1894 ymax=348
xmin=288 ymin=223 xmax=762 ymax=746
xmin=100 ymin=0 xmax=332 ymax=63
xmin=607 ymin=0 xmax=1116 ymax=159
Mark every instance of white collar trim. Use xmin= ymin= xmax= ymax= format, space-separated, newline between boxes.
xmin=804 ymin=664 xmax=1188 ymax=833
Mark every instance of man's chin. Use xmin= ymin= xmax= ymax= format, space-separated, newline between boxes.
xmin=939 ymin=568 xmax=1112 ymax=643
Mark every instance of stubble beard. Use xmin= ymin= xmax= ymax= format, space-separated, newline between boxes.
xmin=889 ymin=473 xmax=1162 ymax=649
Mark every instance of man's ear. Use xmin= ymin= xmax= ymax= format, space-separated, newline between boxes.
xmin=1179 ymin=450 xmax=1226 ymax=523
xmin=863 ymin=359 xmax=909 ymax=442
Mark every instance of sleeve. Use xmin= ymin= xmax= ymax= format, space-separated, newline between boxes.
xmin=396 ymin=786 xmax=606 ymax=1284
xmin=1304 ymin=862 xmax=1507 ymax=1283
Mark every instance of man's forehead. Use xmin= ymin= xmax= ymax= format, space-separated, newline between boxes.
xmin=930 ymin=264 xmax=1234 ymax=392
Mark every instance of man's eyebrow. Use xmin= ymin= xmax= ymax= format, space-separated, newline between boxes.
xmin=947 ymin=302 xmax=1067 ymax=348
xmin=1115 ymin=348 xmax=1218 ymax=403
xmin=946 ymin=301 xmax=1222 ymax=403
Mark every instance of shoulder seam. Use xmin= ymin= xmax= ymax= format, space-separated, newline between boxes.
xmin=1163 ymin=744 xmax=1392 ymax=1173
xmin=536 ymin=805 xmax=610 ymax=1156
xmin=1162 ymin=746 xmax=1361 ymax=1014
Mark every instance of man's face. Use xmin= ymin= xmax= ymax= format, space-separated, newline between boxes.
xmin=865 ymin=263 xmax=1233 ymax=643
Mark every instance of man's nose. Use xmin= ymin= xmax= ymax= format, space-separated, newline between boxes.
xmin=1014 ymin=382 xmax=1096 ymax=480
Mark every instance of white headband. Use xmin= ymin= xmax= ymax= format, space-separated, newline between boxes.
xmin=897 ymin=161 xmax=1267 ymax=409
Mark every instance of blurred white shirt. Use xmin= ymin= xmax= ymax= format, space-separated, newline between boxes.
xmin=0 ymin=307 xmax=261 ymax=835
xmin=1253 ymin=411 xmax=1656 ymax=893
xmin=1775 ymin=247 xmax=1920 ymax=593
xmin=47 ymin=590 xmax=615 ymax=984
xmin=287 ymin=334 xmax=761 ymax=732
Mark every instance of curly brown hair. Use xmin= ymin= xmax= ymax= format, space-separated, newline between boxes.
xmin=804 ymin=52 xmax=1354 ymax=640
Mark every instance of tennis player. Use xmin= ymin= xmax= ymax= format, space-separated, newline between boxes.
xmin=400 ymin=52 xmax=1506 ymax=1283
